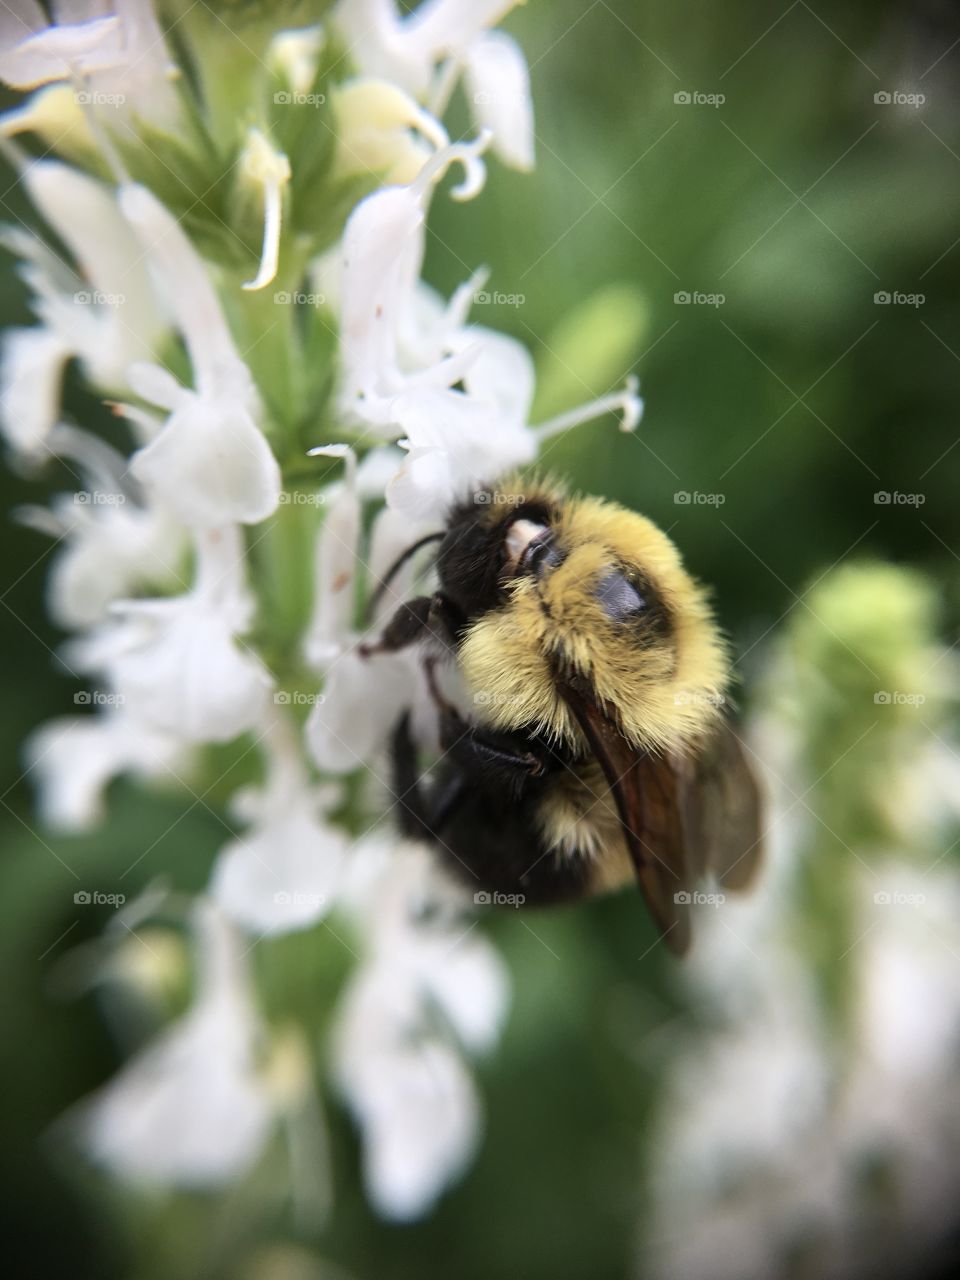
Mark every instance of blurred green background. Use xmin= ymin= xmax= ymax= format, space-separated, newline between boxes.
xmin=2 ymin=1 xmax=959 ymax=1277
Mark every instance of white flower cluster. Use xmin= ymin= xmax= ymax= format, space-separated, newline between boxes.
xmin=646 ymin=669 xmax=960 ymax=1280
xmin=0 ymin=0 xmax=641 ymax=1220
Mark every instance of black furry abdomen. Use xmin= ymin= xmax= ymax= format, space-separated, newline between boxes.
xmin=389 ymin=711 xmax=593 ymax=907
xmin=440 ymin=785 xmax=594 ymax=906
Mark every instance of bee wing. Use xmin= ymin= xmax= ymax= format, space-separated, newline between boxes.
xmin=558 ymin=679 xmax=694 ymax=955
xmin=682 ymin=718 xmax=764 ymax=892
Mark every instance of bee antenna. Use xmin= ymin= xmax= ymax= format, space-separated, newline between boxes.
xmin=366 ymin=531 xmax=444 ymax=621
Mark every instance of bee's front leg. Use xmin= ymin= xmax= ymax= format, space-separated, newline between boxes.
xmin=359 ymin=593 xmax=461 ymax=657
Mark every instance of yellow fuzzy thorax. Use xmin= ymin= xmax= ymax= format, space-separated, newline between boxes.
xmin=457 ymin=489 xmax=730 ymax=755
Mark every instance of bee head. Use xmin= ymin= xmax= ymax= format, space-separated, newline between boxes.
xmin=455 ymin=489 xmax=731 ymax=753
xmin=435 ymin=480 xmax=563 ymax=620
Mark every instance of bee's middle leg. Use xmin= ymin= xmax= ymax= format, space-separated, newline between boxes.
xmin=422 ymin=660 xmax=551 ymax=793
xmin=389 ymin=710 xmax=466 ymax=841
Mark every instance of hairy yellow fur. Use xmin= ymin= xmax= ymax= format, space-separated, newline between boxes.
xmin=457 ymin=482 xmax=730 ymax=756
xmin=532 ymin=758 xmax=635 ymax=889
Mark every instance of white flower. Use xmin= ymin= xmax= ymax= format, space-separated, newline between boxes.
xmin=333 ymin=840 xmax=509 ymax=1219
xmin=0 ymin=325 xmax=71 ymax=456
xmin=463 ymin=30 xmax=534 ymax=171
xmin=303 ymin=457 xmax=438 ymax=774
xmin=71 ymin=526 xmax=274 ymax=745
xmin=303 ymin=445 xmax=363 ymax=668
xmin=0 ymin=2 xmax=121 ymax=90
xmin=0 ymin=160 xmax=166 ymax=457
xmin=333 ymin=0 xmax=533 ymax=170
xmin=79 ymin=900 xmax=274 ymax=1187
xmin=211 ymin=718 xmax=346 ymax=936
xmin=18 ymin=423 xmax=185 ymax=628
xmin=0 ymin=2 xmax=179 ymax=130
xmin=306 ymin=647 xmax=426 ymax=774
xmin=119 ymin=184 xmax=281 ymax=527
xmin=332 ymin=76 xmax=451 ymax=188
xmin=334 ymin=142 xmax=640 ymax=519
xmin=27 ymin=708 xmax=185 ymax=833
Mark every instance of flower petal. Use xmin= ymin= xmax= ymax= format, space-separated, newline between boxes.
xmin=27 ymin=711 xmax=184 ymax=832
xmin=0 ymin=13 xmax=121 ymax=90
xmin=131 ymin=393 xmax=281 ymax=528
xmin=211 ymin=804 xmax=345 ymax=936
xmin=0 ymin=325 xmax=70 ymax=456
xmin=305 ymin=649 xmax=415 ymax=773
xmin=463 ymin=31 xmax=534 ymax=171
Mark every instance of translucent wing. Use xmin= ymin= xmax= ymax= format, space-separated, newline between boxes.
xmin=558 ymin=676 xmax=763 ymax=956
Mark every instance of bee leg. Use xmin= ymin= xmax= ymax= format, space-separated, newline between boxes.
xmin=389 ymin=711 xmax=466 ymax=840
xmin=422 ymin=655 xmax=549 ymax=788
xmin=360 ymin=596 xmax=432 ymax=658
xmin=448 ymin=729 xmax=548 ymax=793
xmin=360 ymin=593 xmax=460 ymax=658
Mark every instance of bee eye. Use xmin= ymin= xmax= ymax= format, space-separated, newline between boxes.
xmin=505 ymin=519 xmax=560 ymax=577
xmin=519 ymin=535 xmax=553 ymax=573
xmin=596 ymin=570 xmax=646 ymax=620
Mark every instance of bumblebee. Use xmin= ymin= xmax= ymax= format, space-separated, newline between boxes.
xmin=361 ymin=478 xmax=763 ymax=954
